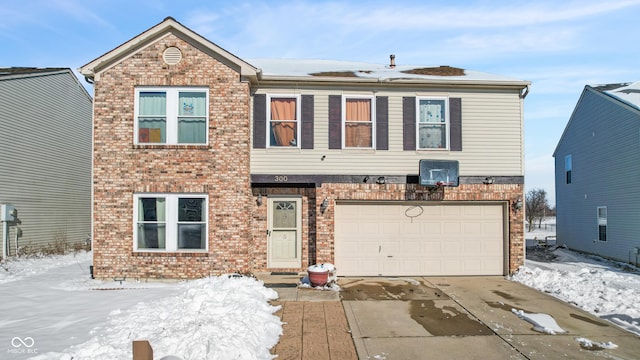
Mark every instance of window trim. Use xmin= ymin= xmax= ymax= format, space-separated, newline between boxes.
xmin=133 ymin=193 xmax=209 ymax=252
xmin=565 ymin=155 xmax=572 ymax=184
xmin=342 ymin=95 xmax=376 ymax=149
xmin=134 ymin=87 xmax=209 ymax=145
xmin=415 ymin=96 xmax=450 ymax=150
xmin=597 ymin=206 xmax=607 ymax=242
xmin=266 ymin=94 xmax=301 ymax=148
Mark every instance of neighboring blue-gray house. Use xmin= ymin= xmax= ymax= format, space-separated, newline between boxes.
xmin=0 ymin=68 xmax=92 ymax=257
xmin=553 ymin=81 xmax=640 ymax=265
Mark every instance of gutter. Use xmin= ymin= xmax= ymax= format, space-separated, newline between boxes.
xmin=256 ymin=74 xmax=531 ymax=88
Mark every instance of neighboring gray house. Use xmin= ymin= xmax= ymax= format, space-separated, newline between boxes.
xmin=554 ymin=81 xmax=640 ymax=265
xmin=0 ymin=68 xmax=92 ymax=257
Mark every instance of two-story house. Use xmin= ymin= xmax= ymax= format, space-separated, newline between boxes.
xmin=79 ymin=17 xmax=529 ymax=280
xmin=554 ymin=82 xmax=640 ymax=265
xmin=0 ymin=68 xmax=92 ymax=258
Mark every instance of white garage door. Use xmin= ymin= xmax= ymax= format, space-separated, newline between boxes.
xmin=335 ymin=203 xmax=504 ymax=276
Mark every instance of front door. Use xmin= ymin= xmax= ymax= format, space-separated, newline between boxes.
xmin=268 ymin=197 xmax=302 ymax=268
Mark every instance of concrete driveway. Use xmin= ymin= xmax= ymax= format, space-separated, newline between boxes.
xmin=340 ymin=276 xmax=640 ymax=360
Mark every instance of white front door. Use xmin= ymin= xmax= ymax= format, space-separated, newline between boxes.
xmin=268 ymin=197 xmax=302 ymax=268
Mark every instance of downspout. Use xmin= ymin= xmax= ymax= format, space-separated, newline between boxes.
xmin=520 ymin=84 xmax=530 ymax=99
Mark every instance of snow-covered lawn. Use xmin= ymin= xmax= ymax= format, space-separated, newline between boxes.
xmin=512 ymin=221 xmax=640 ymax=337
xmin=0 ymin=251 xmax=282 ymax=360
xmin=2 ymin=222 xmax=640 ymax=359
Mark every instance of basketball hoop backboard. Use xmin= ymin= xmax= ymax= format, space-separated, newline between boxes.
xmin=419 ymin=160 xmax=459 ymax=187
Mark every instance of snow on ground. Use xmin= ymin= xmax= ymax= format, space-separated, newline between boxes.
xmin=512 ymin=220 xmax=640 ymax=337
xmin=3 ymin=217 xmax=640 ymax=358
xmin=0 ymin=251 xmax=282 ymax=360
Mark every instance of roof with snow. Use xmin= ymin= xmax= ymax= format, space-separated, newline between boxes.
xmin=591 ymin=81 xmax=640 ymax=110
xmin=248 ymin=58 xmax=529 ymax=86
xmin=0 ymin=67 xmax=70 ymax=80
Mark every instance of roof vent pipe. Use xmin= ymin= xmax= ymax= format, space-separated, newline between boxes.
xmin=389 ymin=54 xmax=396 ymax=68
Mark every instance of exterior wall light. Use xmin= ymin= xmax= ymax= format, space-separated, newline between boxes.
xmin=256 ymin=193 xmax=263 ymax=206
xmin=483 ymin=176 xmax=494 ymax=185
xmin=513 ymin=197 xmax=523 ymax=211
xmin=320 ymin=198 xmax=329 ymax=213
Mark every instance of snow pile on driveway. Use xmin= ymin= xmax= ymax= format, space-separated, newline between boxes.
xmin=511 ymin=309 xmax=566 ymax=334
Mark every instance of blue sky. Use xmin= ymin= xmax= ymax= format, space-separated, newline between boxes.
xmin=3 ymin=0 xmax=640 ymax=204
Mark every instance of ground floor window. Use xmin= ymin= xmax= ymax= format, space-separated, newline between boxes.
xmin=134 ymin=194 xmax=208 ymax=251
xmin=597 ymin=206 xmax=607 ymax=242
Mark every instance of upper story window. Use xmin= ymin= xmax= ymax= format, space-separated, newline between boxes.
xmin=135 ymin=87 xmax=208 ymax=145
xmin=269 ymin=95 xmax=300 ymax=147
xmin=343 ymin=96 xmax=374 ymax=148
xmin=565 ymin=155 xmax=572 ymax=184
xmin=597 ymin=206 xmax=607 ymax=241
xmin=134 ymin=193 xmax=208 ymax=251
xmin=417 ymin=97 xmax=449 ymax=150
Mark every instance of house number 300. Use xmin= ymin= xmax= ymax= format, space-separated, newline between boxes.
xmin=274 ymin=176 xmax=288 ymax=182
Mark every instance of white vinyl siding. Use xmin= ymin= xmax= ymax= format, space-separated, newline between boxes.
xmin=251 ymin=88 xmax=524 ymax=176
xmin=0 ymin=70 xmax=92 ymax=254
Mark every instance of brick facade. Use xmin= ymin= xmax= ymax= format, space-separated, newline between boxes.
xmin=87 ymin=19 xmax=527 ymax=280
xmin=250 ymin=183 xmax=524 ymax=275
xmin=92 ymin=34 xmax=253 ymax=279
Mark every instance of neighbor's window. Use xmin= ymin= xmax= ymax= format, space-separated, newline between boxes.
xmin=565 ymin=155 xmax=572 ymax=184
xmin=597 ymin=206 xmax=607 ymax=241
xmin=269 ymin=95 xmax=299 ymax=147
xmin=135 ymin=194 xmax=207 ymax=251
xmin=136 ymin=88 xmax=208 ymax=145
xmin=417 ymin=97 xmax=448 ymax=149
xmin=344 ymin=96 xmax=374 ymax=148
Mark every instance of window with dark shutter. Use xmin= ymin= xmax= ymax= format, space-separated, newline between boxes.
xmin=450 ymin=97 xmax=462 ymax=151
xmin=301 ymin=95 xmax=314 ymax=149
xmin=253 ymin=94 xmax=266 ymax=148
xmin=376 ymin=96 xmax=388 ymax=150
xmin=328 ymin=95 xmax=342 ymax=149
xmin=403 ymin=97 xmax=416 ymax=150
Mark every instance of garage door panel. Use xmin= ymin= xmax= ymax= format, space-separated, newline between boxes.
xmin=359 ymin=222 xmax=381 ymax=234
xmin=399 ymin=240 xmax=421 ymax=254
xmin=335 ymin=203 xmax=504 ymax=276
xmin=382 ymin=222 xmax=401 ymax=234
xmin=464 ymin=241 xmax=482 ymax=254
xmin=444 ymin=222 xmax=462 ymax=234
xmin=421 ymin=223 xmax=442 ymax=234
xmin=463 ymin=222 xmax=482 ymax=233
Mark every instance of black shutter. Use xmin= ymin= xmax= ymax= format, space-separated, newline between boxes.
xmin=328 ymin=95 xmax=342 ymax=149
xmin=376 ymin=96 xmax=388 ymax=150
xmin=301 ymin=95 xmax=314 ymax=149
xmin=253 ymin=94 xmax=266 ymax=148
xmin=403 ymin=97 xmax=416 ymax=151
xmin=449 ymin=97 xmax=462 ymax=151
